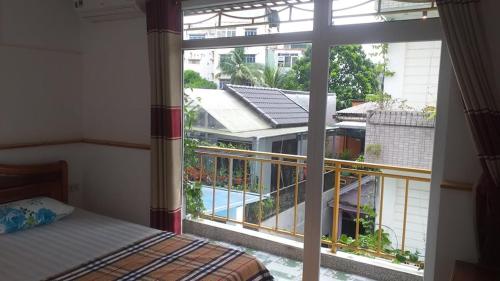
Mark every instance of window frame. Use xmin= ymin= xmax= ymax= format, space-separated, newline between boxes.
xmin=188 ymin=33 xmax=207 ymax=40
xmin=181 ymin=1 xmax=443 ymax=280
xmin=216 ymin=28 xmax=237 ymax=38
xmin=244 ymin=28 xmax=258 ymax=37
xmin=244 ymin=54 xmax=256 ymax=63
xmin=277 ymin=52 xmax=299 ymax=68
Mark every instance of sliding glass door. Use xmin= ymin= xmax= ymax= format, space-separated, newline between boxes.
xmin=181 ymin=1 xmax=442 ymax=280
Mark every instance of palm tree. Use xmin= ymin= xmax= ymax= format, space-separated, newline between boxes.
xmin=218 ymin=48 xmax=263 ymax=86
xmin=263 ymin=66 xmax=286 ymax=88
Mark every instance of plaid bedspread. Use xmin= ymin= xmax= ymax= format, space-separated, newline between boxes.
xmin=48 ymin=232 xmax=273 ymax=281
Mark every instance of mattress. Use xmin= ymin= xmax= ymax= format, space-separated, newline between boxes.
xmin=0 ymin=209 xmax=272 ymax=281
xmin=0 ymin=209 xmax=160 ymax=281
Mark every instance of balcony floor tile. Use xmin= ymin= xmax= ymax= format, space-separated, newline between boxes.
xmin=206 ymin=238 xmax=376 ymax=281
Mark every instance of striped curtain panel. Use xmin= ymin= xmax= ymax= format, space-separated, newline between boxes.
xmin=147 ymin=0 xmax=183 ymax=234
xmin=437 ymin=0 xmax=500 ymax=265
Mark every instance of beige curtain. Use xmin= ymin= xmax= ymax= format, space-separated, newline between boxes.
xmin=147 ymin=0 xmax=183 ymax=234
xmin=437 ymin=0 xmax=500 ymax=265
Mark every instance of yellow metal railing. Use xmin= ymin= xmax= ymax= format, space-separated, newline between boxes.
xmin=189 ymin=145 xmax=431 ymax=264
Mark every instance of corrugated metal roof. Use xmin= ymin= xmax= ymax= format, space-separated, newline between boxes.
xmin=185 ymin=88 xmax=271 ymax=133
xmin=226 ymin=85 xmax=309 ymax=128
xmin=193 ymin=126 xmax=336 ymax=139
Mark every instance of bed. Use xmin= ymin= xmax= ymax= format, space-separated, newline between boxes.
xmin=0 ymin=161 xmax=273 ymax=281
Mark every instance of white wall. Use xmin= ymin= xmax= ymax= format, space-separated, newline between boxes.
xmin=80 ymin=17 xmax=151 ymax=225
xmin=385 ymin=41 xmax=441 ymax=110
xmin=0 ymin=1 xmax=151 ymax=224
xmin=430 ymin=77 xmax=480 ymax=281
xmin=81 ymin=18 xmax=150 ymax=144
xmin=424 ymin=47 xmax=481 ymax=281
xmin=82 ymin=144 xmax=149 ymax=225
xmin=0 ymin=0 xmax=82 ymax=143
xmin=378 ymin=176 xmax=430 ymax=257
xmin=0 ymin=0 xmax=84 ymax=206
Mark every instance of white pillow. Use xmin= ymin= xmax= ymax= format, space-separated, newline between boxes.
xmin=0 ymin=197 xmax=74 ymax=234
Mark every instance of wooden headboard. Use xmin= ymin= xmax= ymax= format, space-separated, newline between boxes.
xmin=0 ymin=161 xmax=68 ymax=204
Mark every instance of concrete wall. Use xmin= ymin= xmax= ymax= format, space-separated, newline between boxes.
xmin=262 ymin=188 xmax=334 ymax=238
xmin=365 ymin=114 xmax=435 ymax=170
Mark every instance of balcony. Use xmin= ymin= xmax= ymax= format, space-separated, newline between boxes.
xmin=184 ymin=145 xmax=431 ymax=280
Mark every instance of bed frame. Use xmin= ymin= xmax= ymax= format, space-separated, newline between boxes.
xmin=0 ymin=161 xmax=68 ymax=204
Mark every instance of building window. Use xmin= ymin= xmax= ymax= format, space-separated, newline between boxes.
xmin=216 ymin=28 xmax=236 ymax=38
xmin=219 ymin=79 xmax=230 ymax=89
xmin=289 ymin=43 xmax=309 ymax=49
xmin=189 ymin=34 xmax=206 ymax=40
xmin=244 ymin=28 xmax=257 ymax=37
xmin=187 ymin=59 xmax=201 ymax=64
xmin=244 ymin=54 xmax=256 ymax=64
xmin=277 ymin=53 xmax=299 ymax=68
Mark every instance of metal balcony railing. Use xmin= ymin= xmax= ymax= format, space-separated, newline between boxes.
xmin=187 ymin=145 xmax=431 ymax=265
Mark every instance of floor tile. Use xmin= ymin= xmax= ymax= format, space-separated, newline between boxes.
xmin=187 ymin=235 xmax=376 ymax=281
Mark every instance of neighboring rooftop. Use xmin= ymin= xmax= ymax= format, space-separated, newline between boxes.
xmin=283 ymin=90 xmax=337 ymax=126
xmin=185 ymin=88 xmax=271 ymax=133
xmin=335 ymin=121 xmax=366 ymax=130
xmin=226 ymin=84 xmax=309 ymax=128
xmin=334 ymin=102 xmax=380 ymax=122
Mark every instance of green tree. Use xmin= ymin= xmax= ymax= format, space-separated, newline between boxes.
xmin=184 ymin=70 xmax=217 ymax=89
xmin=366 ymin=91 xmax=394 ymax=110
xmin=218 ymin=48 xmax=264 ymax=86
xmin=282 ymin=47 xmax=311 ymax=91
xmin=263 ymin=66 xmax=286 ymax=88
xmin=283 ymin=45 xmax=386 ymax=110
xmin=330 ymin=45 xmax=380 ymax=110
xmin=183 ymin=95 xmax=205 ymax=218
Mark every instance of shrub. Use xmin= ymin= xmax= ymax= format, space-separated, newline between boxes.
xmin=365 ymin=144 xmax=382 ymax=159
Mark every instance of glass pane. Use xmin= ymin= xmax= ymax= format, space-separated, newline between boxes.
xmin=183 ymin=0 xmax=314 ymax=40
xmin=331 ymin=0 xmax=438 ymax=26
xmin=324 ymin=41 xmax=441 ymax=269
xmin=183 ymin=43 xmax=314 ymax=243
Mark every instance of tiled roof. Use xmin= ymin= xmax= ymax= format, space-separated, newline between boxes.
xmin=226 ymin=85 xmax=309 ymax=128
xmin=367 ymin=110 xmax=435 ymax=128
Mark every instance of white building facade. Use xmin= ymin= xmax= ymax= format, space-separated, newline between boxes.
xmin=184 ymin=24 xmax=308 ymax=88
xmin=384 ymin=41 xmax=442 ymax=110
